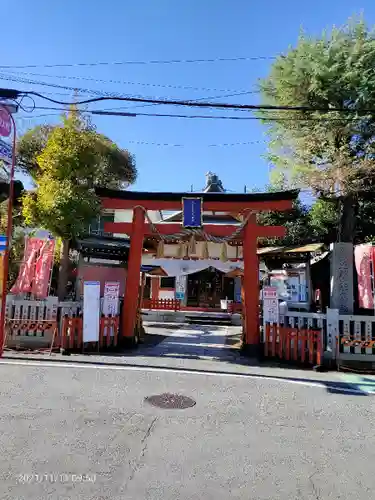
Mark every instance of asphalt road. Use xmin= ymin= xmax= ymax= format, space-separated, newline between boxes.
xmin=0 ymin=325 xmax=374 ymax=499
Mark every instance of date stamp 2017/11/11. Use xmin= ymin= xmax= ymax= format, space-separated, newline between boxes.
xmin=17 ymin=473 xmax=97 ymax=484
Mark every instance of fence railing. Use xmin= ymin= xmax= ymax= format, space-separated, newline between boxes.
xmin=264 ymin=308 xmax=375 ymax=363
xmin=4 ymin=297 xmax=81 ymax=340
xmin=264 ymin=324 xmax=323 ymax=366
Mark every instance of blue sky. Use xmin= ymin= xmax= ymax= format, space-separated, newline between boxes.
xmin=2 ymin=0 xmax=375 ymax=193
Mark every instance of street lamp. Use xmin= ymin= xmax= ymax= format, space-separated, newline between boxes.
xmin=0 ymin=101 xmax=17 ymax=357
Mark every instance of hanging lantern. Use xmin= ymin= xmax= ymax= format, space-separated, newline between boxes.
xmin=188 ymin=234 xmax=196 ymax=256
xmin=156 ymin=239 xmax=165 ymax=258
xmin=220 ymin=241 xmax=228 ymax=262
xmin=201 ymin=240 xmax=209 ymax=259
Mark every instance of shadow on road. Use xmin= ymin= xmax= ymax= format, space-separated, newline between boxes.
xmin=1 ymin=352 xmax=369 ymax=397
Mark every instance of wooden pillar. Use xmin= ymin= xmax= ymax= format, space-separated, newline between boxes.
xmin=151 ymin=277 xmax=160 ymax=299
xmin=122 ymin=206 xmax=145 ymax=340
xmin=243 ymin=216 xmax=260 ymax=355
xmin=241 ymin=275 xmax=246 ymax=343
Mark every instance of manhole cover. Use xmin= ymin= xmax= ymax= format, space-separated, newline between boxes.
xmin=144 ymin=393 xmax=196 ymax=409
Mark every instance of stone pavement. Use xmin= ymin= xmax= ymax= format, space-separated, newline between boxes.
xmin=3 ymin=323 xmax=375 ymax=395
xmin=142 ymin=323 xmax=240 ymax=361
xmin=0 ymin=354 xmax=375 ymax=499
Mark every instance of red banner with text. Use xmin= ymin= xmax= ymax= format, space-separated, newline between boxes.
xmin=31 ymin=239 xmax=55 ymax=298
xmin=11 ymin=237 xmax=55 ymax=297
xmin=354 ymin=244 xmax=375 ymax=310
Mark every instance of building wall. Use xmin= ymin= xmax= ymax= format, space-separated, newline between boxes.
xmin=76 ymin=262 xmax=127 ymax=298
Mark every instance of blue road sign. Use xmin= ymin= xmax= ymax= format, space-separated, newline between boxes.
xmin=0 ymin=235 xmax=7 ymax=251
xmin=0 ymin=138 xmax=12 ymax=164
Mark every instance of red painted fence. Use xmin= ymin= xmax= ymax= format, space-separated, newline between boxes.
xmin=264 ymin=324 xmax=322 ymax=366
xmin=59 ymin=316 xmax=120 ymax=351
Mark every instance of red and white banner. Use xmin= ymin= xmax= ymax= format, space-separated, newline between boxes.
xmin=354 ymin=244 xmax=375 ymax=309
xmin=32 ymin=239 xmax=55 ymax=298
xmin=11 ymin=237 xmax=43 ymax=294
xmin=11 ymin=237 xmax=55 ymax=297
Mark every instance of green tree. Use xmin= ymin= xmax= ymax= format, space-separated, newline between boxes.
xmin=257 ymin=199 xmax=312 ymax=247
xmin=19 ymin=112 xmax=137 ymax=299
xmin=259 ymin=17 xmax=375 ymax=242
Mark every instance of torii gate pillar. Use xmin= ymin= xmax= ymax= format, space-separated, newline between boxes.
xmin=243 ymin=215 xmax=261 ymax=355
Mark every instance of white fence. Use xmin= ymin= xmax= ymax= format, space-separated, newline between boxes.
xmin=266 ymin=308 xmax=375 ymax=363
xmin=6 ymin=296 xmax=81 ymax=321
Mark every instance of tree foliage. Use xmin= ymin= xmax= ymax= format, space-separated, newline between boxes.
xmin=17 ymin=113 xmax=136 ymax=188
xmin=20 ymin=111 xmax=136 ymax=240
xmin=18 ymin=111 xmax=137 ymax=298
xmin=259 ymin=17 xmax=375 ymax=241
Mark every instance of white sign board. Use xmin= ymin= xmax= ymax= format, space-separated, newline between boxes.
xmin=103 ymin=281 xmax=120 ymax=316
xmin=263 ymin=286 xmax=279 ymax=324
xmin=175 ymin=275 xmax=187 ymax=300
xmin=83 ymin=281 xmax=101 ymax=342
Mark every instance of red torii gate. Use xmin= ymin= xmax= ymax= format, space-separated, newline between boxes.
xmin=97 ymin=188 xmax=298 ymax=356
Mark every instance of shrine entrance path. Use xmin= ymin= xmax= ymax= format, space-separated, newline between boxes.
xmin=141 ymin=323 xmax=242 ymax=362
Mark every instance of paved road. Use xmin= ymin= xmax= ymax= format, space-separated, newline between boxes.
xmin=0 ymin=324 xmax=374 ymax=499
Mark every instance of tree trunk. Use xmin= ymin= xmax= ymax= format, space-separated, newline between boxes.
xmin=57 ymin=239 xmax=70 ymax=301
xmin=339 ymin=195 xmax=356 ymax=243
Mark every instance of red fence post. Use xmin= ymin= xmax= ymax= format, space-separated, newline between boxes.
xmin=271 ymin=324 xmax=277 ymax=357
xmin=264 ymin=324 xmax=270 ymax=357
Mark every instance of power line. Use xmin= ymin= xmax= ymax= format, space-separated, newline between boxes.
xmin=1 ymin=73 xmax=368 ymax=113
xmin=0 ymin=74 xmax=256 ymax=113
xmin=0 ymin=55 xmax=275 ymax=70
xmin=25 ymin=107 xmax=368 ymax=122
xmin=126 ymin=140 xmax=264 ymax=148
xmin=28 ymin=107 xmax=262 ymax=120
xmin=26 ymin=90 xmax=375 ymax=114
xmin=4 ymin=69 xmax=256 ymax=94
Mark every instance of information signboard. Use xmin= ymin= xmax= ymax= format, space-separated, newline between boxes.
xmin=83 ymin=281 xmax=101 ymax=342
xmin=263 ymin=286 xmax=279 ymax=324
xmin=103 ymin=281 xmax=120 ymax=316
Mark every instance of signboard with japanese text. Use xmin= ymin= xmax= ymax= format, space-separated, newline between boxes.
xmin=83 ymin=281 xmax=101 ymax=342
xmin=0 ymin=109 xmax=11 ymax=137
xmin=103 ymin=281 xmax=120 ymax=316
xmin=263 ymin=286 xmax=279 ymax=324
xmin=175 ymin=274 xmax=187 ymax=301
xmin=182 ymin=197 xmax=203 ymax=228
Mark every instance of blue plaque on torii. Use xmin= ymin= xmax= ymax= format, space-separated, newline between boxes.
xmin=182 ymin=197 xmax=203 ymax=228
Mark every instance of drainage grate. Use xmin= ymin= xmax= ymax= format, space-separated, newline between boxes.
xmin=144 ymin=393 xmax=196 ymax=409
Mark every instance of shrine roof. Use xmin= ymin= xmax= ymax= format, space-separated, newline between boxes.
xmin=96 ymin=187 xmax=299 ymax=203
xmin=257 ymin=243 xmax=324 ymax=255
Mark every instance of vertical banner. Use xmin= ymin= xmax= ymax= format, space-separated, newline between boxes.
xmin=83 ymin=281 xmax=101 ymax=342
xmin=354 ymin=244 xmax=374 ymax=309
xmin=32 ymin=239 xmax=55 ymax=298
xmin=182 ymin=197 xmax=203 ymax=228
xmin=263 ymin=286 xmax=279 ymax=324
xmin=0 ymin=253 xmax=3 ymax=296
xmin=175 ymin=275 xmax=187 ymax=301
xmin=103 ymin=281 xmax=120 ymax=316
xmin=11 ymin=237 xmax=43 ymax=295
